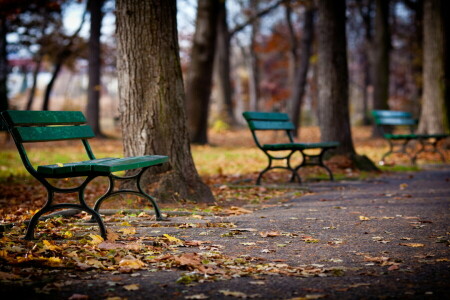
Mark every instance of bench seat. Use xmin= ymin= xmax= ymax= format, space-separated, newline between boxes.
xmin=262 ymin=142 xmax=340 ymax=151
xmin=37 ymin=155 xmax=168 ymax=176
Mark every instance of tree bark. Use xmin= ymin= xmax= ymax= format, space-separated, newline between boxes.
xmin=371 ymin=0 xmax=390 ymax=135
xmin=418 ymin=0 xmax=448 ymax=133
xmin=185 ymin=0 xmax=220 ymax=144
xmin=0 ymin=16 xmax=8 ymax=112
xmin=289 ymin=6 xmax=315 ymax=137
xmin=116 ymin=0 xmax=214 ymax=203
xmin=42 ymin=58 xmax=64 ymax=111
xmin=26 ymin=56 xmax=42 ymax=110
xmin=248 ymin=0 xmax=261 ymax=112
xmin=213 ymin=1 xmax=236 ymax=126
xmin=86 ymin=0 xmax=105 ymax=136
xmin=317 ymin=0 xmax=377 ymax=171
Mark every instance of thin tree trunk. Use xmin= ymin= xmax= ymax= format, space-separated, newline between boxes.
xmin=86 ymin=0 xmax=105 ymax=136
xmin=42 ymin=59 xmax=63 ymax=111
xmin=26 ymin=57 xmax=42 ymax=110
xmin=0 ymin=16 xmax=8 ymax=112
xmin=371 ymin=0 xmax=390 ymax=136
xmin=213 ymin=1 xmax=236 ymax=126
xmin=116 ymin=0 xmax=214 ymax=203
xmin=289 ymin=6 xmax=315 ymax=137
xmin=418 ymin=0 xmax=448 ymax=133
xmin=248 ymin=0 xmax=261 ymax=112
xmin=186 ymin=0 xmax=220 ymax=144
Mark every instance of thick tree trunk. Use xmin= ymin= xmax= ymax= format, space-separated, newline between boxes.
xmin=317 ymin=0 xmax=354 ymax=154
xmin=289 ymin=6 xmax=315 ymax=137
xmin=214 ymin=1 xmax=236 ymax=127
xmin=318 ymin=0 xmax=377 ymax=171
xmin=26 ymin=57 xmax=42 ymax=110
xmin=0 ymin=16 xmax=8 ymax=112
xmin=116 ymin=0 xmax=214 ymax=203
xmin=186 ymin=0 xmax=220 ymax=144
xmin=371 ymin=0 xmax=390 ymax=136
xmin=418 ymin=0 xmax=448 ymax=133
xmin=86 ymin=0 xmax=105 ymax=136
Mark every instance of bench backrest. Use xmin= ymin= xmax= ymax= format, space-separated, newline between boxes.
xmin=1 ymin=110 xmax=96 ymax=175
xmin=371 ymin=110 xmax=417 ymax=135
xmin=372 ymin=110 xmax=417 ymax=126
xmin=243 ymin=112 xmax=295 ymax=147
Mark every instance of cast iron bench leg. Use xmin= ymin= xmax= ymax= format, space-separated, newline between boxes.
xmin=92 ymin=167 xmax=164 ymax=220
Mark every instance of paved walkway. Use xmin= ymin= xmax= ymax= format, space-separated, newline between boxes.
xmin=3 ymin=166 xmax=450 ymax=299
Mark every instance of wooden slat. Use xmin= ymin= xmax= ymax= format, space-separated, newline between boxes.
xmin=92 ymin=155 xmax=169 ymax=172
xmin=375 ymin=117 xmax=417 ymax=126
xmin=372 ymin=110 xmax=412 ymax=119
xmin=2 ymin=110 xmax=87 ymax=126
xmin=243 ymin=111 xmax=289 ymax=121
xmin=13 ymin=125 xmax=95 ymax=143
xmin=37 ymin=158 xmax=118 ymax=175
xmin=248 ymin=120 xmax=295 ymax=131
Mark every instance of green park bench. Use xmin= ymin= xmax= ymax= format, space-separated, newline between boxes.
xmin=243 ymin=111 xmax=339 ymax=185
xmin=372 ymin=110 xmax=449 ymax=164
xmin=1 ymin=110 xmax=168 ymax=240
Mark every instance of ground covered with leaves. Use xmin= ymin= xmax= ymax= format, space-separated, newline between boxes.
xmin=0 ymin=128 xmax=449 ymax=299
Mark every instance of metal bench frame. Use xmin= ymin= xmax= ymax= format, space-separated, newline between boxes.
xmin=243 ymin=112 xmax=339 ymax=185
xmin=372 ymin=110 xmax=448 ymax=164
xmin=1 ymin=110 xmax=168 ymax=240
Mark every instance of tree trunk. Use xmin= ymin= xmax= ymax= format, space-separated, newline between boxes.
xmin=318 ymin=0 xmax=377 ymax=171
xmin=289 ymin=6 xmax=315 ymax=137
xmin=186 ymin=0 xmax=220 ymax=144
xmin=371 ymin=0 xmax=390 ymax=135
xmin=418 ymin=0 xmax=448 ymax=133
xmin=213 ymin=1 xmax=236 ymax=127
xmin=0 ymin=16 xmax=8 ymax=112
xmin=42 ymin=59 xmax=63 ymax=111
xmin=248 ymin=0 xmax=261 ymax=112
xmin=26 ymin=56 xmax=42 ymax=110
xmin=116 ymin=0 xmax=215 ymax=203
xmin=86 ymin=0 xmax=105 ymax=136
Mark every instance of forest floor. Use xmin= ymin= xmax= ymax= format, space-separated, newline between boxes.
xmin=0 ymin=127 xmax=449 ymax=299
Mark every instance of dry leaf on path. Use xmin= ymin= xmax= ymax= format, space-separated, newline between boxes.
xmin=123 ymin=284 xmax=140 ymax=291
xmin=399 ymin=243 xmax=424 ymax=247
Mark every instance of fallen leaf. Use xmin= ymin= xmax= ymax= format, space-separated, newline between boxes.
xmin=399 ymin=243 xmax=424 ymax=247
xmin=68 ymin=294 xmax=89 ymax=300
xmin=123 ymin=284 xmax=140 ymax=291
xmin=359 ymin=216 xmax=370 ymax=221
xmin=219 ymin=290 xmax=249 ymax=298
xmin=163 ymin=234 xmax=184 ymax=245
xmin=388 ymin=265 xmax=399 ymax=271
xmin=118 ymin=227 xmax=137 ymax=235
xmin=88 ymin=234 xmax=104 ymax=245
xmin=119 ymin=257 xmax=146 ymax=269
xmin=185 ymin=294 xmax=209 ymax=299
xmin=259 ymin=231 xmax=281 ymax=238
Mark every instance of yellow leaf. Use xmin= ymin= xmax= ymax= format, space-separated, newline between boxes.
xmin=106 ymin=230 xmax=120 ymax=241
xmin=399 ymin=183 xmax=408 ymax=190
xmin=120 ymin=221 xmax=132 ymax=226
xmin=399 ymin=243 xmax=424 ymax=247
xmin=118 ymin=227 xmax=137 ymax=235
xmin=163 ymin=234 xmax=184 ymax=245
xmin=43 ymin=240 xmax=61 ymax=251
xmin=359 ymin=216 xmax=370 ymax=221
xmin=45 ymin=256 xmax=63 ymax=267
xmin=119 ymin=258 xmax=146 ymax=269
xmin=88 ymin=234 xmax=104 ymax=245
xmin=56 ymin=163 xmax=64 ymax=167
xmin=123 ymin=284 xmax=140 ymax=291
